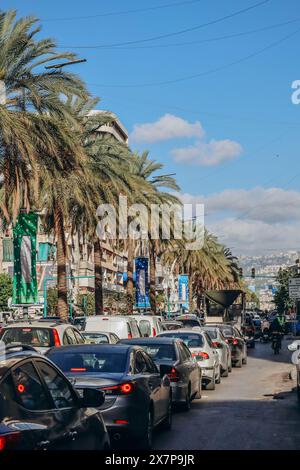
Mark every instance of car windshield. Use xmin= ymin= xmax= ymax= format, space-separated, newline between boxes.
xmin=138 ymin=344 xmax=176 ymax=361
xmin=1 ymin=327 xmax=52 ymax=347
xmin=48 ymin=351 xmax=127 ymax=373
xmin=179 ymin=319 xmax=200 ymax=328
xmin=83 ymin=333 xmax=109 ymax=344
xmin=160 ymin=333 xmax=204 ymax=348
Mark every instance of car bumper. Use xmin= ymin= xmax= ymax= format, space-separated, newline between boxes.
xmin=100 ymin=398 xmax=146 ymax=441
xmin=170 ymin=381 xmax=188 ymax=403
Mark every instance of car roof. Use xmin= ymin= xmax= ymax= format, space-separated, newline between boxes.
xmin=85 ymin=316 xmax=132 ymax=322
xmin=176 ymin=314 xmax=198 ymax=319
xmin=1 ymin=321 xmax=67 ymax=329
xmin=0 ymin=349 xmax=47 ymax=376
xmin=46 ymin=343 xmax=141 ymax=354
xmin=83 ymin=331 xmax=110 ymax=335
xmin=121 ymin=337 xmax=180 ymax=345
xmin=158 ymin=328 xmax=204 ymax=335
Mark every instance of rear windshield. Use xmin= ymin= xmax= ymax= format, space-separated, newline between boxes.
xmin=1 ymin=327 xmax=53 ymax=347
xmin=139 ymin=344 xmax=176 ymax=361
xmin=138 ymin=320 xmax=151 ymax=337
xmin=204 ymin=329 xmax=218 ymax=340
xmin=179 ymin=319 xmax=200 ymax=328
xmin=83 ymin=333 xmax=109 ymax=344
xmin=48 ymin=351 xmax=127 ymax=373
xmin=159 ymin=333 xmax=204 ymax=348
xmin=220 ymin=326 xmax=234 ymax=337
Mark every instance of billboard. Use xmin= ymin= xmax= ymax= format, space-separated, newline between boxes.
xmin=135 ymin=257 xmax=150 ymax=308
xmin=178 ymin=274 xmax=189 ymax=309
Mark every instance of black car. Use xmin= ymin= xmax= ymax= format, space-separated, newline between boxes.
xmin=0 ymin=344 xmax=110 ymax=450
xmin=209 ymin=324 xmax=247 ymax=368
xmin=46 ymin=344 xmax=172 ymax=449
xmin=120 ymin=337 xmax=202 ymax=409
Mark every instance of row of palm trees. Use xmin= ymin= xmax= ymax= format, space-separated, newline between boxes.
xmin=0 ymin=10 xmax=242 ymax=321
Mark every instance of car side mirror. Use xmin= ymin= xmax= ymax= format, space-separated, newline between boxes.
xmin=288 ymin=342 xmax=300 ymax=352
xmin=79 ymin=388 xmax=105 ymax=408
xmin=159 ymin=364 xmax=173 ymax=378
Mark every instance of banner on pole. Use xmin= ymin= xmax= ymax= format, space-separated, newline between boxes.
xmin=135 ymin=257 xmax=150 ymax=308
xmin=13 ymin=212 xmax=38 ymax=304
xmin=178 ymin=274 xmax=189 ymax=309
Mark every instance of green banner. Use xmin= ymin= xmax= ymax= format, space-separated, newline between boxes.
xmin=13 ymin=212 xmax=38 ymax=304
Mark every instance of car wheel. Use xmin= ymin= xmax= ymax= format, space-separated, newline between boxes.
xmin=183 ymin=386 xmax=191 ymax=411
xmin=228 ymin=361 xmax=232 ymax=373
xmin=195 ymin=377 xmax=202 ymax=399
xmin=140 ymin=410 xmax=153 ymax=450
xmin=235 ymin=357 xmax=242 ymax=368
xmin=206 ymin=373 xmax=216 ymax=390
xmin=221 ymin=365 xmax=229 ymax=377
xmin=242 ymin=355 xmax=247 ymax=365
xmin=161 ymin=397 xmax=172 ymax=430
xmin=216 ymin=366 xmax=221 ymax=384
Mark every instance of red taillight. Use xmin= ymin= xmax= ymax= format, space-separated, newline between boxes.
xmin=197 ymin=351 xmax=209 ymax=360
xmin=0 ymin=433 xmax=21 ymax=451
xmin=232 ymin=338 xmax=238 ymax=345
xmin=120 ymin=383 xmax=133 ymax=394
xmin=52 ymin=328 xmax=61 ymax=347
xmin=128 ymin=333 xmax=132 ymax=339
xmin=101 ymin=382 xmax=135 ymax=395
xmin=114 ymin=419 xmax=128 ymax=425
xmin=167 ymin=367 xmax=179 ymax=382
xmin=212 ymin=341 xmax=222 ymax=348
xmin=152 ymin=327 xmax=156 ymax=337
xmin=70 ymin=368 xmax=87 ymax=372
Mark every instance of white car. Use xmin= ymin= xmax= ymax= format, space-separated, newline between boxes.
xmin=157 ymin=329 xmax=221 ymax=390
xmin=82 ymin=331 xmax=120 ymax=344
xmin=288 ymin=340 xmax=300 ymax=403
xmin=202 ymin=326 xmax=232 ymax=377
xmin=83 ymin=315 xmax=142 ymax=339
xmin=130 ymin=315 xmax=164 ymax=337
xmin=0 ymin=320 xmax=85 ymax=353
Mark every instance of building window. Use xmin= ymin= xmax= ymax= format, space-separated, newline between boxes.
xmin=2 ymin=238 xmax=13 ymax=262
xmin=38 ymin=242 xmax=55 ymax=262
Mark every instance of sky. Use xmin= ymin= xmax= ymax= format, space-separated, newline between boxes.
xmin=3 ymin=0 xmax=300 ymax=256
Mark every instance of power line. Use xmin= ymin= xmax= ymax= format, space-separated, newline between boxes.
xmin=43 ymin=0 xmax=202 ymax=22
xmin=58 ymin=0 xmax=271 ymax=49
xmin=87 ymin=26 xmax=300 ymax=88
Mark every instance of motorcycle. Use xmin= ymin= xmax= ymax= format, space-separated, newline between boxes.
xmin=271 ymin=332 xmax=283 ymax=354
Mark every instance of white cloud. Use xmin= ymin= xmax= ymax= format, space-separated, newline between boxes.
xmin=171 ymin=139 xmax=242 ymax=166
xmin=130 ymin=113 xmax=204 ymax=143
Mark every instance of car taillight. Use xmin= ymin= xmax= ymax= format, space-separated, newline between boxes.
xmin=194 ymin=351 xmax=209 ymax=360
xmin=52 ymin=328 xmax=61 ymax=347
xmin=232 ymin=338 xmax=238 ymax=345
xmin=167 ymin=367 xmax=179 ymax=382
xmin=70 ymin=368 xmax=87 ymax=372
xmin=152 ymin=327 xmax=156 ymax=336
xmin=212 ymin=341 xmax=222 ymax=348
xmin=128 ymin=333 xmax=132 ymax=339
xmin=0 ymin=432 xmax=21 ymax=451
xmin=100 ymin=382 xmax=135 ymax=395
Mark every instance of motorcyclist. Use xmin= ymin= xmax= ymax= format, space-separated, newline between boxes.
xmin=270 ymin=313 xmax=285 ymax=351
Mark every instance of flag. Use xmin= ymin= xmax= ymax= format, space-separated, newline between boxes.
xmin=135 ymin=257 xmax=150 ymax=308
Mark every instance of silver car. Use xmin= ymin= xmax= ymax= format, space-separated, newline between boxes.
xmin=157 ymin=329 xmax=221 ymax=390
xmin=202 ymin=326 xmax=232 ymax=377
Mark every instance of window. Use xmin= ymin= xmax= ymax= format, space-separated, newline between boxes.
xmin=204 ymin=332 xmax=214 ymax=348
xmin=83 ymin=333 xmax=109 ymax=344
xmin=139 ymin=320 xmax=151 ymax=337
xmin=73 ymin=329 xmax=84 ymax=344
xmin=1 ymin=327 xmax=52 ymax=348
xmin=181 ymin=343 xmax=192 ymax=360
xmin=130 ymin=321 xmax=140 ymax=337
xmin=2 ymin=238 xmax=13 ymax=262
xmin=142 ymin=352 xmax=158 ymax=373
xmin=37 ymin=361 xmax=77 ymax=409
xmin=63 ymin=328 xmax=77 ymax=345
xmin=110 ymin=334 xmax=119 ymax=344
xmin=135 ymin=351 xmax=149 ymax=374
xmin=177 ymin=343 xmax=190 ymax=362
xmin=0 ymin=373 xmax=18 ymax=418
xmin=12 ymin=362 xmax=52 ymax=411
xmin=139 ymin=344 xmax=176 ymax=361
xmin=48 ymin=351 xmax=127 ymax=374
xmin=159 ymin=332 xmax=204 ymax=348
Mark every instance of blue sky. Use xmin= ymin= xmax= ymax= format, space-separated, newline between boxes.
xmin=3 ymin=0 xmax=300 ymax=255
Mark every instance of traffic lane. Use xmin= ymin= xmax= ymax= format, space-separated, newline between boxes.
xmin=153 ymin=340 xmax=300 ymax=450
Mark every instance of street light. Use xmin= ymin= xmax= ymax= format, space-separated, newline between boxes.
xmin=45 ymin=58 xmax=87 ymax=69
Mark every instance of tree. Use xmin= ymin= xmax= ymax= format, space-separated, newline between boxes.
xmin=274 ymin=268 xmax=293 ymax=314
xmin=77 ymin=293 xmax=95 ymax=316
xmin=47 ymin=287 xmax=58 ymax=315
xmin=0 ymin=273 xmax=13 ymax=308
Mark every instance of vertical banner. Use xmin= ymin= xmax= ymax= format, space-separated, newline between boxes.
xmin=178 ymin=274 xmax=189 ymax=309
xmin=135 ymin=257 xmax=150 ymax=308
xmin=13 ymin=212 xmax=38 ymax=304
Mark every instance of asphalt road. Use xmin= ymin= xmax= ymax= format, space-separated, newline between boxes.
xmin=153 ymin=339 xmax=300 ymax=450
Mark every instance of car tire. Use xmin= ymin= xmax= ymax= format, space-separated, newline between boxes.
xmin=235 ymin=357 xmax=242 ymax=368
xmin=140 ymin=410 xmax=153 ymax=450
xmin=228 ymin=361 xmax=232 ymax=373
xmin=161 ymin=397 xmax=172 ymax=430
xmin=206 ymin=373 xmax=216 ymax=390
xmin=221 ymin=365 xmax=229 ymax=377
xmin=242 ymin=355 xmax=247 ymax=365
xmin=216 ymin=367 xmax=221 ymax=384
xmin=183 ymin=386 xmax=191 ymax=411
xmin=195 ymin=378 xmax=202 ymax=399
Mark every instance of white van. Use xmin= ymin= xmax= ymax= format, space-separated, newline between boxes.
xmin=84 ymin=316 xmax=141 ymax=339
xmin=130 ymin=315 xmax=163 ymax=337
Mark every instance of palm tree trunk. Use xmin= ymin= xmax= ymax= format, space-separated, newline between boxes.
xmin=149 ymin=239 xmax=156 ymax=314
xmin=188 ymin=269 xmax=193 ymax=312
xmin=54 ymin=205 xmax=68 ymax=322
xmin=126 ymin=238 xmax=134 ymax=314
xmin=94 ymin=239 xmax=103 ymax=315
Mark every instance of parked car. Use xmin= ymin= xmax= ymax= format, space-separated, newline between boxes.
xmin=120 ymin=337 xmax=201 ymax=408
xmin=161 ymin=321 xmax=184 ymax=331
xmin=208 ymin=323 xmax=247 ymax=368
xmin=130 ymin=315 xmax=163 ymax=337
xmin=46 ymin=343 xmax=172 ymax=449
xmin=288 ymin=340 xmax=300 ymax=403
xmin=83 ymin=316 xmax=142 ymax=339
xmin=0 ymin=343 xmax=110 ymax=450
xmin=175 ymin=314 xmax=203 ymax=329
xmin=82 ymin=331 xmax=120 ymax=344
xmin=157 ymin=329 xmax=220 ymax=390
xmin=202 ymin=326 xmax=232 ymax=376
xmin=0 ymin=320 xmax=85 ymax=353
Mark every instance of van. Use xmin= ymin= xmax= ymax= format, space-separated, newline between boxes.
xmin=84 ymin=316 xmax=141 ymax=339
xmin=130 ymin=315 xmax=163 ymax=337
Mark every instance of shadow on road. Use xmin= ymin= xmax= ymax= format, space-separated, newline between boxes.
xmin=247 ymin=339 xmax=293 ymax=365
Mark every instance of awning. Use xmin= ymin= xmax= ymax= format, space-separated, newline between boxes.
xmin=205 ymin=290 xmax=242 ymax=308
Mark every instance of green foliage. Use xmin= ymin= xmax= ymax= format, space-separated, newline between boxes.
xmin=77 ymin=293 xmax=95 ymax=316
xmin=47 ymin=287 xmax=58 ymax=315
xmin=0 ymin=273 xmax=13 ymax=308
xmin=274 ymin=268 xmax=294 ymax=314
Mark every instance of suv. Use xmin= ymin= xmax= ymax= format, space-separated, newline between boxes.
xmin=0 ymin=344 xmax=110 ymax=450
xmin=83 ymin=316 xmax=142 ymax=339
xmin=0 ymin=320 xmax=85 ymax=353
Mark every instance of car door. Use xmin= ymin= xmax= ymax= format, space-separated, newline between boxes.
xmin=142 ymin=350 xmax=169 ymax=422
xmin=35 ymin=359 xmax=102 ymax=450
xmin=204 ymin=332 xmax=220 ymax=373
xmin=180 ymin=342 xmax=199 ymax=396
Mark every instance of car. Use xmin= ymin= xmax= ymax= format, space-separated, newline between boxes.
xmin=0 ymin=343 xmax=110 ymax=450
xmin=0 ymin=320 xmax=85 ymax=353
xmin=288 ymin=340 xmax=300 ymax=403
xmin=175 ymin=314 xmax=203 ymax=329
xmin=161 ymin=321 xmax=184 ymax=331
xmin=202 ymin=326 xmax=232 ymax=377
xmin=46 ymin=343 xmax=172 ymax=449
xmin=157 ymin=329 xmax=220 ymax=390
xmin=208 ymin=323 xmax=247 ymax=368
xmin=130 ymin=315 xmax=164 ymax=337
xmin=120 ymin=337 xmax=201 ymax=409
xmin=82 ymin=331 xmax=120 ymax=344
xmin=83 ymin=316 xmax=142 ymax=339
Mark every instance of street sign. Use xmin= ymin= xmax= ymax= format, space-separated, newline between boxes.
xmin=289 ymin=279 xmax=300 ymax=299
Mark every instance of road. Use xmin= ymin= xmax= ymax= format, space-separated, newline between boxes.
xmin=153 ymin=339 xmax=300 ymax=450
